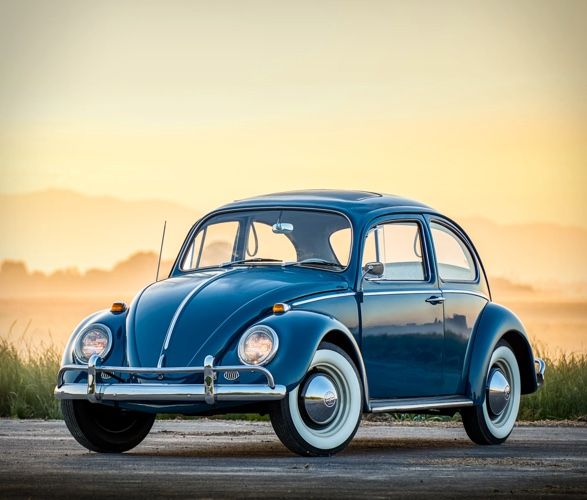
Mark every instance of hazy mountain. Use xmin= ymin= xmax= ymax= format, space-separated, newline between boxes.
xmin=0 ymin=189 xmax=200 ymax=272
xmin=458 ymin=217 xmax=587 ymax=287
xmin=1 ymin=189 xmax=586 ymax=293
xmin=0 ymin=251 xmax=173 ymax=298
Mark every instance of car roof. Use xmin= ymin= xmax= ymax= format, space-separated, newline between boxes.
xmin=217 ymin=189 xmax=436 ymax=225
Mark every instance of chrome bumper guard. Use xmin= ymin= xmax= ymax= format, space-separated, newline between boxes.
xmin=534 ymin=358 xmax=546 ymax=388
xmin=54 ymin=354 xmax=286 ymax=404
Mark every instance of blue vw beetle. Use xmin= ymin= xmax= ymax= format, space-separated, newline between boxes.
xmin=56 ymin=190 xmax=545 ymax=456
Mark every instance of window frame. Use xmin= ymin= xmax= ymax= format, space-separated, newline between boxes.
xmin=429 ymin=218 xmax=479 ymax=284
xmin=362 ymin=217 xmax=433 ymax=284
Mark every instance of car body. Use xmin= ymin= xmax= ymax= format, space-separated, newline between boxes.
xmin=56 ymin=190 xmax=545 ymax=456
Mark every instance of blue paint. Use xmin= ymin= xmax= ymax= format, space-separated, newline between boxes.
xmin=58 ymin=190 xmax=540 ymax=414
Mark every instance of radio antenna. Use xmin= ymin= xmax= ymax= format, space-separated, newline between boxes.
xmin=155 ymin=220 xmax=167 ymax=282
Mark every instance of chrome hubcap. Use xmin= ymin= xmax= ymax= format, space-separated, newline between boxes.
xmin=487 ymin=368 xmax=511 ymax=416
xmin=300 ymin=373 xmax=339 ymax=425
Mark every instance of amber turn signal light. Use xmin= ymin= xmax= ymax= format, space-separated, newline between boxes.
xmin=272 ymin=303 xmax=291 ymax=314
xmin=110 ymin=302 xmax=127 ymax=313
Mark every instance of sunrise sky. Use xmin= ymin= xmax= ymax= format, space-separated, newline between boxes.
xmin=1 ymin=0 xmax=586 ymax=227
xmin=1 ymin=0 xmax=586 ymax=355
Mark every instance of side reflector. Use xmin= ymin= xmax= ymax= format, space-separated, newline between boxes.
xmin=272 ymin=303 xmax=291 ymax=314
xmin=110 ymin=302 xmax=127 ymax=313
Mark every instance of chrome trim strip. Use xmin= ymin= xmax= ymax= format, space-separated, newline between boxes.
xmin=442 ymin=289 xmax=489 ymax=300
xmin=292 ymin=290 xmax=489 ymax=300
xmin=158 ymin=269 xmax=238 ymax=366
xmin=363 ymin=290 xmax=441 ymax=297
xmin=370 ymin=396 xmax=474 ymax=413
xmin=292 ymin=292 xmax=355 ymax=306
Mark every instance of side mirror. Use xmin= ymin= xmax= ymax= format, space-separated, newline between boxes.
xmin=362 ymin=261 xmax=384 ymax=278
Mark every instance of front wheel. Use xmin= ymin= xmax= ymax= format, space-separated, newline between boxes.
xmin=461 ymin=340 xmax=521 ymax=445
xmin=61 ymin=399 xmax=155 ymax=453
xmin=270 ymin=342 xmax=363 ymax=456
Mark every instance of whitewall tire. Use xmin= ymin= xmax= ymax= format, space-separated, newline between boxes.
xmin=461 ymin=340 xmax=521 ymax=445
xmin=270 ymin=342 xmax=363 ymax=456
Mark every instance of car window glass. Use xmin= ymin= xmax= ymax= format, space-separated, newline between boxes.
xmin=182 ymin=221 xmax=239 ymax=269
xmin=363 ymin=221 xmax=426 ymax=280
xmin=329 ymin=228 xmax=351 ymax=265
xmin=180 ymin=209 xmax=352 ymax=271
xmin=247 ymin=222 xmax=297 ymax=261
xmin=431 ymin=222 xmax=476 ymax=281
xmin=380 ymin=222 xmax=426 ymax=280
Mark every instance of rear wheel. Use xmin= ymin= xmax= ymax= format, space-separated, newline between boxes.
xmin=270 ymin=342 xmax=363 ymax=456
xmin=61 ymin=399 xmax=155 ymax=453
xmin=461 ymin=340 xmax=521 ymax=445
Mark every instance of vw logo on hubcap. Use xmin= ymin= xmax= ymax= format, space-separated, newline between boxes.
xmin=324 ymin=391 xmax=336 ymax=408
xmin=301 ymin=373 xmax=339 ymax=425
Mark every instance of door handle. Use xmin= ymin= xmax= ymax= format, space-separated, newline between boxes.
xmin=425 ymin=295 xmax=445 ymax=305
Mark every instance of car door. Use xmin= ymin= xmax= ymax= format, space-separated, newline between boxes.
xmin=427 ymin=218 xmax=491 ymax=395
xmin=360 ymin=215 xmax=444 ymax=399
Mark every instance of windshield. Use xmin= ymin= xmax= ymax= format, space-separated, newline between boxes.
xmin=180 ymin=209 xmax=352 ymax=272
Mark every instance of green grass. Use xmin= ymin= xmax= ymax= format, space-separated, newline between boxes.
xmin=0 ymin=338 xmax=62 ymax=419
xmin=0 ymin=337 xmax=585 ymax=421
xmin=518 ymin=349 xmax=587 ymax=421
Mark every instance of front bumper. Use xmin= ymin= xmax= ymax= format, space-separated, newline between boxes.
xmin=54 ymin=354 xmax=286 ymax=404
xmin=535 ymin=357 xmax=546 ymax=388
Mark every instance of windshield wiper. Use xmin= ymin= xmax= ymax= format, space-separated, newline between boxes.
xmin=219 ymin=258 xmax=283 ymax=268
xmin=285 ymin=258 xmax=344 ymax=270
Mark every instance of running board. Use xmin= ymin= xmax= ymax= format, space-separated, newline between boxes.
xmin=370 ymin=395 xmax=474 ymax=413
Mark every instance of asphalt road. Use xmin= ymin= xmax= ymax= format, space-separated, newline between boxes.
xmin=0 ymin=418 xmax=585 ymax=498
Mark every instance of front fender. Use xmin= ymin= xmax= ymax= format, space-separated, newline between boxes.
xmin=60 ymin=308 xmax=128 ymax=384
xmin=465 ymin=302 xmax=538 ymax=405
xmin=220 ymin=310 xmax=368 ymax=401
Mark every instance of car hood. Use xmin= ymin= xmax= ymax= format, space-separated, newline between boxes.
xmin=126 ymin=266 xmax=349 ymax=367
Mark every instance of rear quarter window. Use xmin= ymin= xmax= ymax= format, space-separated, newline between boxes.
xmin=430 ymin=222 xmax=476 ymax=281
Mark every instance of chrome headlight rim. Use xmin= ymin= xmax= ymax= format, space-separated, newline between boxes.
xmin=237 ymin=325 xmax=279 ymax=367
xmin=73 ymin=323 xmax=113 ymax=364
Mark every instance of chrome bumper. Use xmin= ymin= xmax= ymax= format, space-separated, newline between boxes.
xmin=535 ymin=358 xmax=546 ymax=388
xmin=54 ymin=354 xmax=286 ymax=404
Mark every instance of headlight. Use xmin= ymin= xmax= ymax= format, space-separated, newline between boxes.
xmin=238 ymin=325 xmax=278 ymax=366
xmin=74 ymin=324 xmax=112 ymax=363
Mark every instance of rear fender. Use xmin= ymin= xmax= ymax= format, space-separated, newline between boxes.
xmin=465 ymin=302 xmax=538 ymax=405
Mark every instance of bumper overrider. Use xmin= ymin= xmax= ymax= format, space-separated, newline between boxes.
xmin=535 ymin=357 xmax=546 ymax=388
xmin=54 ymin=354 xmax=287 ymax=404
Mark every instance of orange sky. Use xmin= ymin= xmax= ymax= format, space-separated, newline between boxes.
xmin=0 ymin=0 xmax=586 ymax=227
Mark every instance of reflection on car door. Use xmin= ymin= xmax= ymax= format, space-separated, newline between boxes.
xmin=360 ymin=216 xmax=444 ymax=399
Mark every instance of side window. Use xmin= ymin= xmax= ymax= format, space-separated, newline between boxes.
xmin=362 ymin=221 xmax=426 ymax=281
xmin=431 ymin=222 xmax=476 ymax=281
xmin=182 ymin=221 xmax=239 ymax=269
